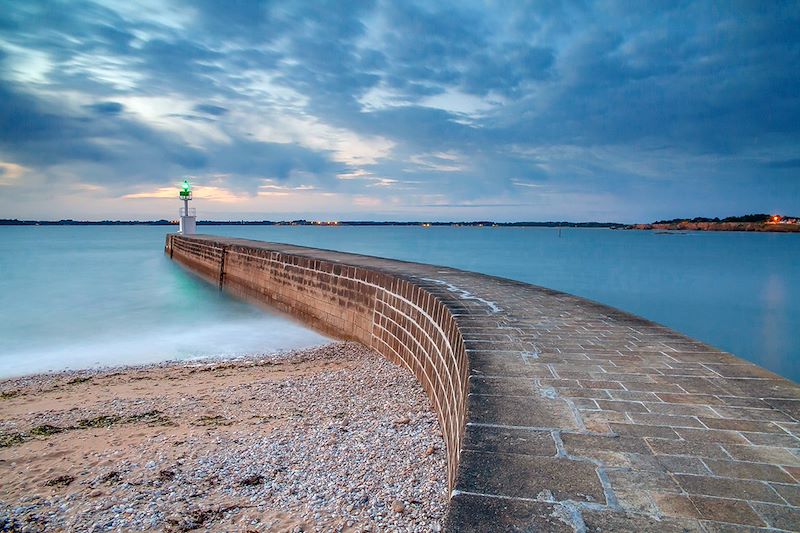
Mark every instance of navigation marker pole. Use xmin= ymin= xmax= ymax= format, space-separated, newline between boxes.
xmin=178 ymin=179 xmax=196 ymax=235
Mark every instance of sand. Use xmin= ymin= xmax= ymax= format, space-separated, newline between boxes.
xmin=0 ymin=342 xmax=447 ymax=532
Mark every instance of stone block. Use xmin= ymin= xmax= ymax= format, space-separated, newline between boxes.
xmin=445 ymin=493 xmax=574 ymax=532
xmin=462 ymin=425 xmax=557 ymax=456
xmin=457 ymin=450 xmax=605 ymax=503
xmin=467 ymin=393 xmax=580 ymax=429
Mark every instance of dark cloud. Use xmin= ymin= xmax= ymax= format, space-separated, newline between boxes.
xmin=85 ymin=101 xmax=124 ymax=115
xmin=0 ymin=0 xmax=798 ymax=219
xmin=193 ymin=104 xmax=228 ymax=116
xmin=0 ymin=80 xmax=336 ymax=193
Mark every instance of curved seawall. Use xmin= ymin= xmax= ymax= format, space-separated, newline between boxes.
xmin=166 ymin=234 xmax=800 ymax=532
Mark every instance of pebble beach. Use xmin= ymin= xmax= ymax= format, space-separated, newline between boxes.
xmin=0 ymin=342 xmax=447 ymax=532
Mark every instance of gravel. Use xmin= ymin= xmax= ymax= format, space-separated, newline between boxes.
xmin=0 ymin=342 xmax=447 ymax=532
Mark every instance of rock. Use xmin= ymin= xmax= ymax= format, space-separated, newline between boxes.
xmin=394 ymin=416 xmax=411 ymax=425
xmin=424 ymin=445 xmax=436 ymax=456
xmin=391 ymin=500 xmax=405 ymax=513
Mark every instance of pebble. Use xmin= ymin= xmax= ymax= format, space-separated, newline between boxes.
xmin=0 ymin=342 xmax=447 ymax=532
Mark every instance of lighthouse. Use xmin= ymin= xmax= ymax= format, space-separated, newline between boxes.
xmin=178 ymin=179 xmax=196 ymax=235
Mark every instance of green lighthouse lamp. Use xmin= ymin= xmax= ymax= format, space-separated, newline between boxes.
xmin=178 ymin=179 xmax=196 ymax=235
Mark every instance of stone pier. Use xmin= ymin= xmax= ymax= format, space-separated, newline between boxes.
xmin=166 ymin=234 xmax=800 ymax=532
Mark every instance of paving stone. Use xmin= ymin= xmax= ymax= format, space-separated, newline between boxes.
xmin=770 ymin=482 xmax=800 ymax=506
xmin=698 ymin=418 xmax=784 ymax=433
xmin=607 ymin=469 xmax=680 ymax=492
xmin=674 ymin=428 xmax=750 ymax=445
xmin=609 ymin=422 xmax=681 ymax=439
xmin=658 ymin=393 xmax=726 ymax=406
xmin=468 ymin=376 xmax=537 ymax=396
xmin=467 ymin=351 xmax=554 ymax=378
xmin=653 ymin=376 xmax=729 ymax=395
xmin=628 ymin=413 xmax=706 ymax=428
xmin=702 ymin=459 xmax=796 ymax=483
xmin=577 ymin=379 xmax=626 ymax=390
xmin=749 ymin=502 xmax=800 ymax=530
xmin=657 ymin=455 xmax=713 ymax=475
xmin=457 ymin=450 xmax=605 ymax=503
xmin=700 ymin=522 xmax=774 ymax=532
xmin=467 ymin=393 xmax=580 ymax=429
xmin=652 ymin=493 xmax=703 ymax=519
xmin=445 ymin=493 xmax=574 ymax=532
xmin=646 ymin=438 xmax=731 ymax=459
xmin=609 ymin=390 xmax=662 ymax=402
xmin=615 ymin=489 xmax=659 ymax=514
xmin=623 ymin=381 xmax=685 ymax=393
xmin=778 ymin=422 xmax=800 ymax=438
xmin=712 ymin=406 xmax=798 ymax=423
xmin=572 ymin=398 xmax=600 ymax=410
xmin=595 ymin=400 xmax=649 ymax=413
xmin=741 ymin=431 xmax=800 ymax=448
xmin=721 ymin=381 xmax=800 ymax=401
xmin=722 ymin=444 xmax=800 ymax=466
xmin=673 ymin=474 xmax=785 ymax=504
xmin=704 ymin=364 xmax=783 ymax=379
xmin=462 ymin=425 xmax=556 ymax=456
xmin=688 ymin=495 xmax=766 ymax=527
xmin=717 ymin=396 xmax=774 ymax=409
xmin=645 ymin=402 xmax=720 ymax=417
xmin=561 ymin=433 xmax=651 ymax=456
xmin=582 ymin=509 xmax=704 ymax=532
xmin=763 ymin=399 xmax=800 ymax=420
xmin=578 ymin=411 xmax=624 ymax=433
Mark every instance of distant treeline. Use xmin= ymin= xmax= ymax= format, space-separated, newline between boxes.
xmin=652 ymin=214 xmax=797 ymax=224
xmin=0 ymin=219 xmax=626 ymax=228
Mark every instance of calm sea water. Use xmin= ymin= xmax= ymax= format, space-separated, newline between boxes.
xmin=1 ymin=225 xmax=798 ymax=382
xmin=0 ymin=226 xmax=329 ymax=377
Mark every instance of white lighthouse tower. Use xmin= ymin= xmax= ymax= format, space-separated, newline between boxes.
xmin=178 ymin=179 xmax=196 ymax=235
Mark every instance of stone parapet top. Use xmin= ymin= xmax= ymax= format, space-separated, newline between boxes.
xmin=168 ymin=234 xmax=800 ymax=532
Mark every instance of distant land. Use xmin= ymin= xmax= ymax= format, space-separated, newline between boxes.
xmin=0 ymin=219 xmax=624 ymax=228
xmin=630 ymin=213 xmax=800 ymax=233
xmin=1 ymin=214 xmax=798 ymax=232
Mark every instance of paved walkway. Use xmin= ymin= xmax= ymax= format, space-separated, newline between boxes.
xmin=434 ymin=270 xmax=800 ymax=531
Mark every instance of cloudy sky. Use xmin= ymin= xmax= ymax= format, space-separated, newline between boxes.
xmin=1 ymin=1 xmax=798 ymax=222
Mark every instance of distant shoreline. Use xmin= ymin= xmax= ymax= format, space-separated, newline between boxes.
xmin=629 ymin=221 xmax=800 ymax=233
xmin=1 ymin=219 xmax=624 ymax=228
xmin=2 ymin=219 xmax=799 ymax=232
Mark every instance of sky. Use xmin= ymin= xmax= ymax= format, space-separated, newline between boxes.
xmin=0 ymin=1 xmax=798 ymax=222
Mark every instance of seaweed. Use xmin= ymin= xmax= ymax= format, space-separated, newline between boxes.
xmin=193 ymin=415 xmax=233 ymax=427
xmin=29 ymin=424 xmax=64 ymax=437
xmin=126 ymin=409 xmax=176 ymax=426
xmin=45 ymin=474 xmax=74 ymax=487
xmin=0 ymin=433 xmax=26 ymax=447
xmin=78 ymin=415 xmax=121 ymax=428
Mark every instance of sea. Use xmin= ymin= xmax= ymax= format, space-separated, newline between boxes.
xmin=1 ymin=225 xmax=798 ymax=382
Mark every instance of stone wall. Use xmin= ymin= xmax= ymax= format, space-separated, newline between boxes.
xmin=166 ymin=234 xmax=468 ymax=492
xmin=166 ymin=234 xmax=800 ymax=532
